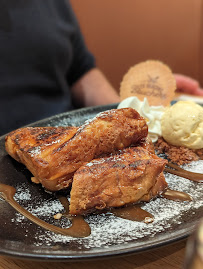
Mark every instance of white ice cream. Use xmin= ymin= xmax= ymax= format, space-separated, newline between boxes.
xmin=161 ymin=101 xmax=203 ymax=149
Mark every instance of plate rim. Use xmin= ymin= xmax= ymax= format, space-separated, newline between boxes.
xmin=0 ymin=103 xmax=202 ymax=261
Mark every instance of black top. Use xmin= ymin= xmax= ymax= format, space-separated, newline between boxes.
xmin=0 ymin=0 xmax=95 ymax=135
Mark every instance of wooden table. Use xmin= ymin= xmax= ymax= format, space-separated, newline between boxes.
xmin=0 ymin=239 xmax=187 ymax=269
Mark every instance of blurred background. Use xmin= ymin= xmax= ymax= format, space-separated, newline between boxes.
xmin=70 ymin=0 xmax=203 ymax=92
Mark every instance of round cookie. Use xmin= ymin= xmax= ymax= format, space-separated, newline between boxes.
xmin=120 ymin=60 xmax=176 ymax=106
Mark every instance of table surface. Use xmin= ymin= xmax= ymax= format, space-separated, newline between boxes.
xmin=0 ymin=239 xmax=187 ymax=269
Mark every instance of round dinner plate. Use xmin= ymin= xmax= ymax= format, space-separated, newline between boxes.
xmin=0 ymin=104 xmax=202 ymax=261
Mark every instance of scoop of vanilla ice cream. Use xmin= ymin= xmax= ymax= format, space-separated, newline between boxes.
xmin=118 ymin=96 xmax=165 ymax=142
xmin=161 ymin=101 xmax=203 ymax=149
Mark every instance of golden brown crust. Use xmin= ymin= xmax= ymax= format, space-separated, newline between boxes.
xmin=5 ymin=126 xmax=78 ymax=190
xmin=139 ymin=172 xmax=167 ymax=202
xmin=69 ymin=147 xmax=167 ymax=215
xmin=5 ymin=126 xmax=78 ymax=160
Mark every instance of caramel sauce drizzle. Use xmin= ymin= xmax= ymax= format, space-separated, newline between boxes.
xmin=0 ymin=161 xmax=198 ymax=239
xmin=165 ymin=163 xmax=203 ymax=183
xmin=162 ymin=188 xmax=192 ymax=201
xmin=58 ymin=196 xmax=70 ymax=215
xmin=111 ymin=205 xmax=154 ymax=223
xmin=0 ymin=183 xmax=91 ymax=238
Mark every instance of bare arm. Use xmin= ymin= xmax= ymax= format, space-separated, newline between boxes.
xmin=71 ymin=68 xmax=120 ymax=107
xmin=174 ymin=74 xmax=203 ymax=96
xmin=71 ymin=69 xmax=203 ymax=109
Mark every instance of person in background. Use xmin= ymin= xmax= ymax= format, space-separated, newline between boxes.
xmin=0 ymin=0 xmax=201 ymax=136
xmin=174 ymin=74 xmax=203 ymax=96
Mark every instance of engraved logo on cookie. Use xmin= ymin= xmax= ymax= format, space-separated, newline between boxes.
xmin=130 ymin=75 xmax=166 ymax=99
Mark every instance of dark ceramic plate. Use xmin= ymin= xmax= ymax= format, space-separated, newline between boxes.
xmin=0 ymin=104 xmax=202 ymax=261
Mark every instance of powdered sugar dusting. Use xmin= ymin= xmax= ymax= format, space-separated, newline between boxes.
xmin=74 ymin=109 xmax=118 ymax=135
xmin=14 ymin=183 xmax=32 ymax=201
xmin=28 ymin=139 xmax=62 ymax=157
xmin=28 ymin=146 xmax=41 ymax=157
xmin=10 ymin=160 xmax=203 ymax=251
